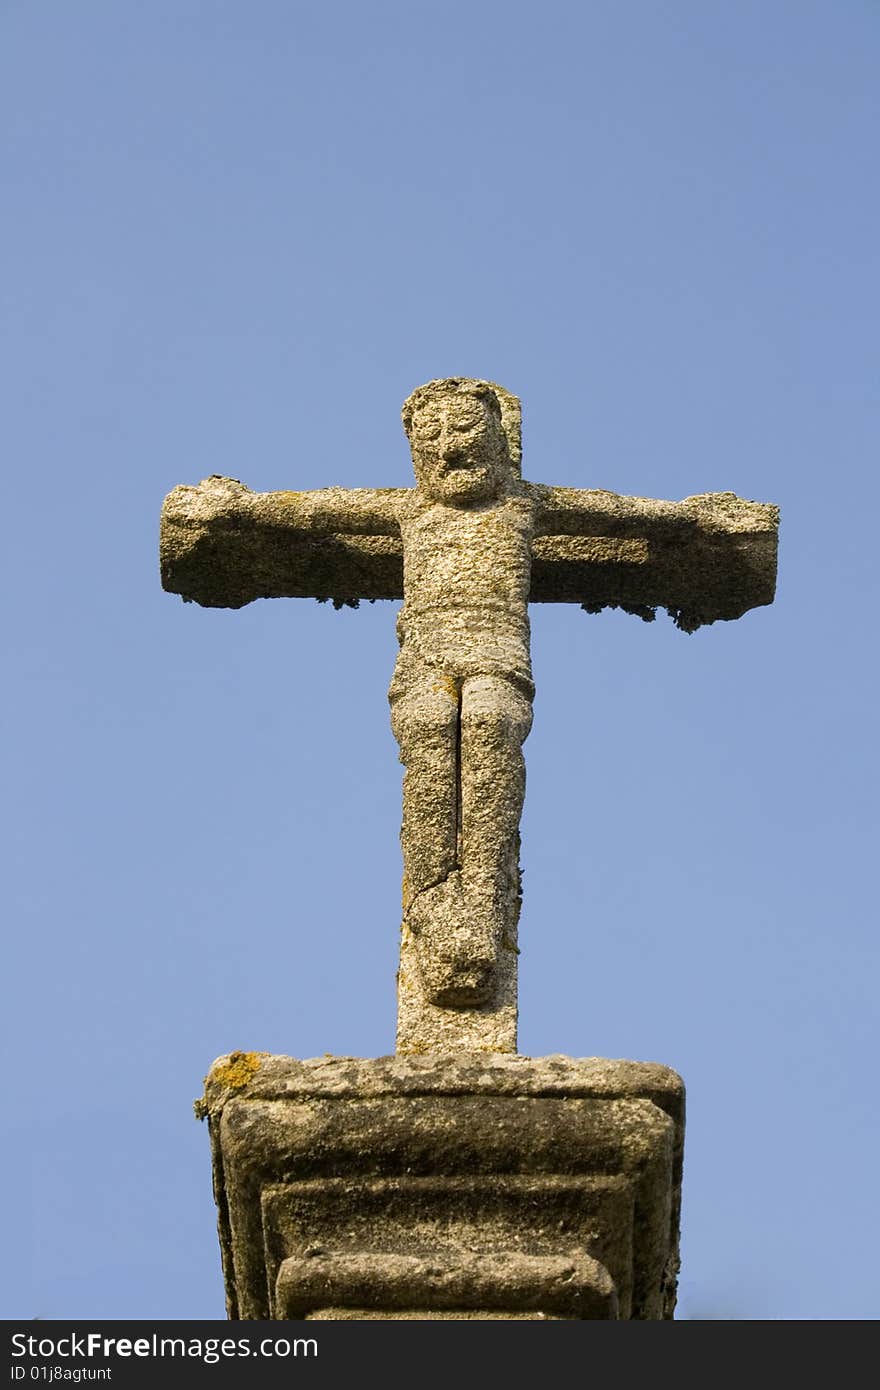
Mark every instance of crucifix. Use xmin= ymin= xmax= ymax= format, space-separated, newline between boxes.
xmin=161 ymin=377 xmax=778 ymax=1054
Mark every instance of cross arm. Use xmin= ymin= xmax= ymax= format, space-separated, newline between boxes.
xmin=160 ymin=475 xmax=408 ymax=609
xmin=527 ymin=485 xmax=779 ymax=631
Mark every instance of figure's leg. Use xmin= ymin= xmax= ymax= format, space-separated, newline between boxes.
xmin=391 ymin=670 xmax=507 ymax=1007
xmin=389 ymin=675 xmax=459 ymax=910
xmin=460 ymin=674 xmax=533 ymax=952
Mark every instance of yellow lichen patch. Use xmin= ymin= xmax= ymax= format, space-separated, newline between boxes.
xmin=433 ymin=673 xmax=460 ymax=703
xmin=194 ymin=1050 xmax=268 ymax=1121
xmin=211 ymin=1050 xmax=266 ymax=1092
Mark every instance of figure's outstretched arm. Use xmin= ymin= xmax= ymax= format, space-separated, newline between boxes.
xmin=529 ymin=483 xmax=776 ymax=539
xmin=160 ymin=475 xmax=409 ymax=609
xmin=525 ymin=483 xmax=779 ymax=630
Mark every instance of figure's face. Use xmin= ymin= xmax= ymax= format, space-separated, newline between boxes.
xmin=409 ymin=393 xmax=509 ymax=504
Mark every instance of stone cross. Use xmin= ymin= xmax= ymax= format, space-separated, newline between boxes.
xmin=161 ymin=377 xmax=778 ymax=1054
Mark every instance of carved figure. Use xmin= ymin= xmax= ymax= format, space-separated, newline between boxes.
xmin=161 ymin=377 xmax=778 ymax=1051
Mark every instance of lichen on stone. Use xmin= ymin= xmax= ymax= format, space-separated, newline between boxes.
xmin=194 ymin=1050 xmax=268 ymax=1120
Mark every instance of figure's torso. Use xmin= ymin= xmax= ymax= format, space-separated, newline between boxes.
xmin=393 ymin=493 xmax=535 ymax=690
xmin=398 ymin=492 xmax=535 ymax=615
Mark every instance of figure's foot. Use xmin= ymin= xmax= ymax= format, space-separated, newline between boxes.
xmin=406 ymin=871 xmax=499 ymax=1008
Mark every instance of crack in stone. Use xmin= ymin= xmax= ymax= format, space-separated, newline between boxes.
xmin=404 ymin=867 xmax=458 ymax=926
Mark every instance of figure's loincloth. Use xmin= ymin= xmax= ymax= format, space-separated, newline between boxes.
xmin=388 ymin=605 xmax=535 ymax=703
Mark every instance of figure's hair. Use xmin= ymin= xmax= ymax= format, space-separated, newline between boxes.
xmin=401 ymin=377 xmax=523 ymax=480
xmin=401 ymin=378 xmax=503 ymax=436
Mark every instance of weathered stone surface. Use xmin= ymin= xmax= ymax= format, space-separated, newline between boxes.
xmin=390 ymin=386 xmax=535 ymax=1045
xmin=161 ymin=379 xmax=778 ymax=1051
xmin=305 ymin=1309 xmax=567 ymax=1319
xmin=201 ymin=1053 xmax=684 ymax=1321
xmin=277 ymin=1251 xmax=617 ymax=1320
xmin=163 ymin=381 xmax=776 ymax=1321
xmin=159 ymin=479 xmax=778 ymax=626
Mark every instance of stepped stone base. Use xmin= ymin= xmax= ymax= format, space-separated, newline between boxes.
xmin=198 ymin=1053 xmax=685 ymax=1321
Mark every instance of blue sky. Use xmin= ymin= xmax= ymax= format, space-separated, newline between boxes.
xmin=3 ymin=1 xmax=877 ymax=1320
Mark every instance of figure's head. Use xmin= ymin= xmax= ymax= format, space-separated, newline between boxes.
xmin=402 ymin=378 xmax=514 ymax=504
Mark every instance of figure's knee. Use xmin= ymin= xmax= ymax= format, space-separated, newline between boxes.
xmin=390 ymin=677 xmax=460 ymax=748
xmin=461 ymin=675 xmax=533 ymax=746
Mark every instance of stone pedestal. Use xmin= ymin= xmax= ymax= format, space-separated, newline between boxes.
xmin=198 ymin=1053 xmax=684 ymax=1321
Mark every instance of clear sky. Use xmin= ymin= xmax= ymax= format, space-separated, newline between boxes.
xmin=3 ymin=1 xmax=877 ymax=1320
